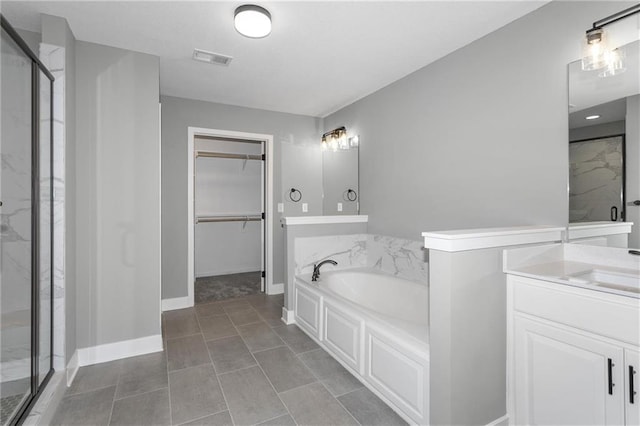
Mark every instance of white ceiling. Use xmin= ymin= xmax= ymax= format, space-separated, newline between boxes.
xmin=3 ymin=1 xmax=549 ymax=117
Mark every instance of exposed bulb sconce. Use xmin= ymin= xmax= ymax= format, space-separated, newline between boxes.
xmin=581 ymin=3 xmax=640 ymax=75
xmin=322 ymin=127 xmax=358 ymax=152
xmin=234 ymin=4 xmax=272 ymax=38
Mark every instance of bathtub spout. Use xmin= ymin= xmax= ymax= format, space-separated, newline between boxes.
xmin=312 ymin=259 xmax=338 ymax=281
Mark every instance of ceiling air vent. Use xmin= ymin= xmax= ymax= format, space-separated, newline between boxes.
xmin=192 ymin=49 xmax=233 ymax=66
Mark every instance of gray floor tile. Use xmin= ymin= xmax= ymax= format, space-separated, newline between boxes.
xmin=273 ymin=325 xmax=319 ymax=354
xmin=228 ymin=307 xmax=263 ymax=326
xmin=237 ymin=322 xmax=284 ymax=352
xmin=169 ymin=364 xmax=227 ymax=425
xmin=115 ymin=351 xmax=168 ymax=399
xmin=180 ymin=411 xmax=233 ymax=426
xmin=206 ymin=336 xmax=256 ymax=374
xmin=163 ymin=308 xmax=201 ymax=340
xmin=254 ymin=346 xmax=316 ymax=392
xmin=51 ymin=386 xmax=115 ymax=426
xmin=218 ymin=366 xmax=287 ymax=425
xmin=195 ymin=302 xmax=225 ymax=318
xmin=109 ymin=388 xmax=170 ymax=426
xmin=280 ymin=382 xmax=358 ymax=426
xmin=166 ymin=334 xmax=211 ymax=371
xmin=220 ymin=299 xmax=253 ymax=313
xmin=199 ymin=314 xmax=239 ymax=341
xmin=67 ymin=360 xmax=121 ymax=396
xmin=254 ymin=304 xmax=284 ymax=327
xmin=338 ymin=387 xmax=408 ymax=426
xmin=298 ymin=349 xmax=363 ymax=396
xmin=257 ymin=414 xmax=296 ymax=426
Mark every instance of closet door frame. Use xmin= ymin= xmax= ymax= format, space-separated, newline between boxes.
xmin=186 ymin=127 xmax=274 ymax=306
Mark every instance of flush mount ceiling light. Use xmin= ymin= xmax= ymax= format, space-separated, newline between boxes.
xmin=234 ymin=5 xmax=271 ymax=38
xmin=581 ymin=3 xmax=640 ymax=74
xmin=585 ymin=115 xmax=601 ymax=120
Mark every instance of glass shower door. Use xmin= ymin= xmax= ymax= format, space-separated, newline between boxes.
xmin=0 ymin=24 xmax=33 ymax=425
xmin=1 ymin=15 xmax=54 ymax=425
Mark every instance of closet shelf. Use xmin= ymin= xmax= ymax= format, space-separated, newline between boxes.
xmin=196 ymin=214 xmax=262 ymax=224
xmin=196 ymin=151 xmax=263 ymax=161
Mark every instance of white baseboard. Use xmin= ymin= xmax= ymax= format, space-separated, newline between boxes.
xmin=66 ymin=350 xmax=79 ymax=387
xmin=486 ymin=414 xmax=509 ymax=426
xmin=78 ymin=334 xmax=163 ymax=367
xmin=161 ymin=296 xmax=192 ymax=312
xmin=268 ymin=282 xmax=284 ymax=295
xmin=281 ymin=308 xmax=295 ymax=325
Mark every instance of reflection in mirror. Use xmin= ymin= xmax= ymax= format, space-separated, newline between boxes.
xmin=568 ymin=39 xmax=639 ymax=248
xmin=322 ymin=138 xmax=359 ymax=215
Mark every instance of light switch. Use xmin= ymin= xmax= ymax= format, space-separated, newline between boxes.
xmin=277 ymin=203 xmax=284 ymax=213
xmin=302 ymin=203 xmax=308 ymax=213
xmin=337 ymin=203 xmax=343 ymax=212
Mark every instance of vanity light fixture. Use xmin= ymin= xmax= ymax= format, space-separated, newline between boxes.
xmin=321 ymin=127 xmax=348 ymax=152
xmin=581 ymin=3 xmax=640 ymax=73
xmin=585 ymin=115 xmax=601 ymax=120
xmin=234 ymin=5 xmax=272 ymax=38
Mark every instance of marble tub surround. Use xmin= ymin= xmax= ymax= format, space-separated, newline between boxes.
xmin=294 ymin=233 xmax=428 ymax=284
xmin=504 ymin=243 xmax=640 ymax=298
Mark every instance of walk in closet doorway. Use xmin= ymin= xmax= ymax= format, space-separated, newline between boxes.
xmin=187 ymin=128 xmax=273 ymax=305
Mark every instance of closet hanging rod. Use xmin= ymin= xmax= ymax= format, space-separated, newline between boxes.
xmin=196 ymin=151 xmax=263 ymax=161
xmin=196 ymin=214 xmax=262 ymax=224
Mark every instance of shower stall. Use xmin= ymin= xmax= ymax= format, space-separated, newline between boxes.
xmin=0 ymin=15 xmax=54 ymax=425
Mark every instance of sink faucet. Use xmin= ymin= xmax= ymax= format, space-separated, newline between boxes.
xmin=312 ymin=259 xmax=337 ymax=281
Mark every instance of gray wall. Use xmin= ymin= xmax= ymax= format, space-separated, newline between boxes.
xmin=41 ymin=14 xmax=77 ymax=366
xmin=76 ymin=41 xmax=161 ymax=348
xmin=569 ymin=120 xmax=626 ymax=141
xmin=161 ymin=95 xmax=322 ymax=300
xmin=14 ymin=28 xmax=40 ymax=54
xmin=324 ymin=1 xmax=634 ymax=241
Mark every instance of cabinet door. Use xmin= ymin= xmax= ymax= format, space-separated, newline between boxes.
xmin=514 ymin=317 xmax=624 ymax=425
xmin=626 ymin=348 xmax=640 ymax=426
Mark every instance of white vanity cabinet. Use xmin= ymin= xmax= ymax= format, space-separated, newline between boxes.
xmin=507 ymin=275 xmax=640 ymax=426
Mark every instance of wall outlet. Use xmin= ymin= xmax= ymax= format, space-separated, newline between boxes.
xmin=277 ymin=203 xmax=284 ymax=213
xmin=302 ymin=203 xmax=308 ymax=213
xmin=337 ymin=202 xmax=343 ymax=212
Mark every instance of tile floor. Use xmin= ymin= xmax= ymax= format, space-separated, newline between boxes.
xmin=51 ymin=293 xmax=407 ymax=426
xmin=195 ymin=272 xmax=262 ymax=304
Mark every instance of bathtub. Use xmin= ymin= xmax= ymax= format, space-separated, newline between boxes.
xmin=294 ymin=268 xmax=429 ymax=425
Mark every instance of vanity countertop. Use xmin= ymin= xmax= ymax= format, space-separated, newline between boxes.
xmin=504 ymin=243 xmax=640 ymax=299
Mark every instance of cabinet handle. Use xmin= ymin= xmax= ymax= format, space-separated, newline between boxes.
xmin=631 ymin=365 xmax=636 ymax=404
xmin=608 ymin=358 xmax=615 ymax=395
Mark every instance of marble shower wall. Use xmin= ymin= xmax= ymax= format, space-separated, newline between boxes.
xmin=569 ymin=136 xmax=624 ymax=222
xmin=1 ymin=28 xmax=35 ymax=382
xmin=294 ymin=233 xmax=428 ymax=284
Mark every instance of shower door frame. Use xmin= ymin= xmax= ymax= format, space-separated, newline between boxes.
xmin=1 ymin=15 xmax=55 ymax=426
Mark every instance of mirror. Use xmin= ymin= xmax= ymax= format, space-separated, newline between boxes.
xmin=322 ymin=140 xmax=359 ymax=215
xmin=568 ymin=39 xmax=639 ymax=248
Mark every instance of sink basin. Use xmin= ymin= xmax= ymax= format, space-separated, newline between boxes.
xmin=567 ymin=269 xmax=640 ymax=294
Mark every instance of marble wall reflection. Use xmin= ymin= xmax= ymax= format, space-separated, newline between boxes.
xmin=569 ymin=135 xmax=624 ymax=222
xmin=40 ymin=43 xmax=66 ymax=372
xmin=1 ymin=28 xmax=34 ymax=384
xmin=294 ymin=233 xmax=428 ymax=284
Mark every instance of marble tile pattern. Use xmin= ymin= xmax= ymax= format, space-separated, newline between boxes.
xmin=1 ymin=25 xmax=34 ymax=383
xmin=569 ymin=136 xmax=624 ymax=223
xmin=294 ymin=234 xmax=367 ymax=275
xmin=294 ymin=233 xmax=428 ymax=285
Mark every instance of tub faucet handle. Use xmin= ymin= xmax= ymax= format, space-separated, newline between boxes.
xmin=312 ymin=259 xmax=338 ymax=282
